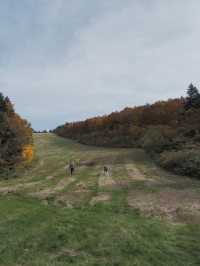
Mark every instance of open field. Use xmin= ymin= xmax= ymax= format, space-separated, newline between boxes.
xmin=0 ymin=133 xmax=200 ymax=265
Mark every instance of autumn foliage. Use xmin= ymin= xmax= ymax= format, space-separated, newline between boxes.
xmin=54 ymin=98 xmax=184 ymax=147
xmin=54 ymin=85 xmax=200 ymax=178
xmin=22 ymin=145 xmax=34 ymax=162
xmin=0 ymin=93 xmax=33 ymax=168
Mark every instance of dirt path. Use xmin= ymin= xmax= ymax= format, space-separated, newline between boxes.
xmin=126 ymin=164 xmax=147 ymax=181
xmin=29 ymin=176 xmax=75 ymax=200
xmin=98 ymin=174 xmax=116 ymax=188
xmin=0 ymin=181 xmax=42 ymax=195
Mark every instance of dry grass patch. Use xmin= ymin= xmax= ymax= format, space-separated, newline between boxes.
xmin=79 ymin=160 xmax=97 ymax=167
xmin=75 ymin=182 xmax=89 ymax=192
xmin=0 ymin=181 xmax=41 ymax=195
xmin=46 ymin=175 xmax=55 ymax=180
xmin=127 ymin=188 xmax=200 ymax=223
xmin=98 ymin=172 xmax=116 ymax=188
xmin=90 ymin=193 xmax=111 ymax=206
xmin=55 ymin=190 xmax=92 ymax=207
xmin=126 ymin=164 xmax=150 ymax=181
xmin=53 ymin=248 xmax=80 ymax=258
xmin=30 ymin=177 xmax=75 ymax=200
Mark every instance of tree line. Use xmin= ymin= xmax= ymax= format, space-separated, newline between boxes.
xmin=54 ymin=84 xmax=200 ymax=178
xmin=0 ymin=93 xmax=33 ymax=170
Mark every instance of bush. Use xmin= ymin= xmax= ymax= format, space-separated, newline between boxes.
xmin=159 ymin=149 xmax=200 ymax=177
xmin=142 ymin=126 xmax=176 ymax=153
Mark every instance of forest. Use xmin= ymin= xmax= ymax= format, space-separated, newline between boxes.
xmin=54 ymin=84 xmax=200 ymax=178
xmin=0 ymin=93 xmax=33 ymax=170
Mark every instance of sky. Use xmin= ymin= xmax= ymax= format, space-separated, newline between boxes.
xmin=1 ymin=0 xmax=200 ymax=130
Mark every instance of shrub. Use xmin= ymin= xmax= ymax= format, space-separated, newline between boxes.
xmin=142 ymin=126 xmax=176 ymax=153
xmin=159 ymin=149 xmax=200 ymax=177
xmin=22 ymin=145 xmax=34 ymax=162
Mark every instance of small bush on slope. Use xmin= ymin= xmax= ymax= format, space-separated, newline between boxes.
xmin=142 ymin=126 xmax=177 ymax=154
xmin=159 ymin=149 xmax=200 ymax=177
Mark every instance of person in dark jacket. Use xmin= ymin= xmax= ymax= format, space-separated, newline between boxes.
xmin=103 ymin=166 xmax=109 ymax=176
xmin=69 ymin=162 xmax=75 ymax=176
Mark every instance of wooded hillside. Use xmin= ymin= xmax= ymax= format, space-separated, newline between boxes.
xmin=54 ymin=84 xmax=200 ymax=177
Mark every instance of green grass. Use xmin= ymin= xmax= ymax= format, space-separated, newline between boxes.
xmin=0 ymin=133 xmax=200 ymax=265
xmin=0 ymin=195 xmax=200 ymax=266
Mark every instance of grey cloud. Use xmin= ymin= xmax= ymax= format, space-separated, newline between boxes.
xmin=1 ymin=0 xmax=200 ymax=130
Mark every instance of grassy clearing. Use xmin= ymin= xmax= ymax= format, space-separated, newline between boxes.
xmin=0 ymin=134 xmax=200 ymax=265
xmin=1 ymin=195 xmax=200 ymax=266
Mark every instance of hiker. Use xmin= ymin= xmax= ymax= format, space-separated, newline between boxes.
xmin=103 ymin=166 xmax=109 ymax=176
xmin=69 ymin=162 xmax=75 ymax=176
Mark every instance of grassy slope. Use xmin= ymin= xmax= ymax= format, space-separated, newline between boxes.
xmin=0 ymin=134 xmax=200 ymax=266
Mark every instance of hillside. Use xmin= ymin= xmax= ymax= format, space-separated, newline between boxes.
xmin=54 ymin=85 xmax=200 ymax=178
xmin=0 ymin=133 xmax=200 ymax=265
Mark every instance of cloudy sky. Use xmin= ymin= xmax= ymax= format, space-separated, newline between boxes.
xmin=1 ymin=0 xmax=200 ymax=130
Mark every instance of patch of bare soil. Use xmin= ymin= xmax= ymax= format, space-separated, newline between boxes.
xmin=46 ymin=176 xmax=54 ymax=180
xmin=55 ymin=189 xmax=91 ymax=207
xmin=127 ymin=188 xmax=200 ymax=223
xmin=74 ymin=182 xmax=89 ymax=193
xmin=0 ymin=181 xmax=41 ymax=195
xmin=0 ymin=186 xmax=18 ymax=194
xmin=126 ymin=164 xmax=150 ymax=181
xmin=54 ymin=196 xmax=74 ymax=208
xmin=79 ymin=160 xmax=96 ymax=167
xmin=90 ymin=193 xmax=111 ymax=206
xmin=30 ymin=189 xmax=53 ymax=200
xmin=55 ymin=178 xmax=75 ymax=190
xmin=30 ymin=177 xmax=75 ymax=200
xmin=51 ymin=248 xmax=82 ymax=260
xmin=98 ymin=171 xmax=116 ymax=188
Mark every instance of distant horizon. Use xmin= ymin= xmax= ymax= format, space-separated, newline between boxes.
xmin=1 ymin=1 xmax=200 ymax=130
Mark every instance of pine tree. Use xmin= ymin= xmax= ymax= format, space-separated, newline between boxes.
xmin=185 ymin=83 xmax=200 ymax=109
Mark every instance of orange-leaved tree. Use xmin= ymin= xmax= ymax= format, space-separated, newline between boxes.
xmin=0 ymin=92 xmax=33 ymax=168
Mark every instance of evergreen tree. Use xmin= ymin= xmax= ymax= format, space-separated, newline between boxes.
xmin=185 ymin=83 xmax=200 ymax=109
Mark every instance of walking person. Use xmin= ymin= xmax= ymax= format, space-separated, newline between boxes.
xmin=69 ymin=161 xmax=75 ymax=176
xmin=103 ymin=166 xmax=109 ymax=176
